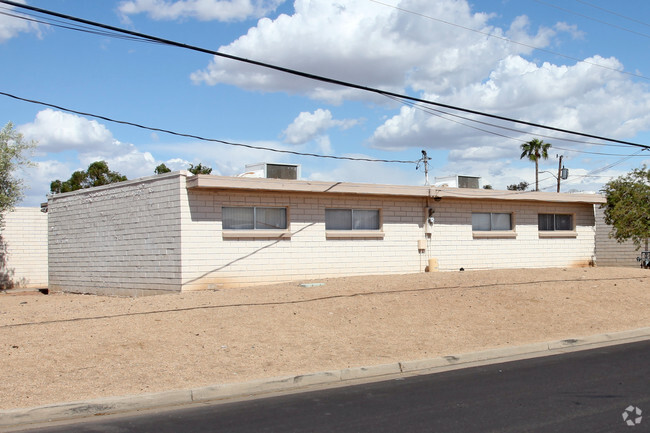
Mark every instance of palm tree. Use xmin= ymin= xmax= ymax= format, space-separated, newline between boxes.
xmin=520 ymin=139 xmax=552 ymax=191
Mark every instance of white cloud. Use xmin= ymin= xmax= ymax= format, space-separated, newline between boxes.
xmin=18 ymin=109 xmax=115 ymax=153
xmin=307 ymin=157 xmax=421 ymax=186
xmin=369 ymin=55 xmax=650 ymax=152
xmin=188 ymin=0 xmax=650 ymax=167
xmin=15 ymin=111 xmax=184 ymax=206
xmin=118 ymin=0 xmax=285 ymax=22
xmin=282 ymin=108 xmax=358 ymax=144
xmin=0 ymin=1 xmax=41 ymax=43
xmin=190 ymin=0 xmax=555 ymax=103
xmin=16 ymin=159 xmax=71 ymax=206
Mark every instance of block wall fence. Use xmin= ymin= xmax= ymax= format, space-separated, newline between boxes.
xmin=48 ymin=172 xmax=184 ymax=296
xmin=1 ymin=207 xmax=48 ymax=289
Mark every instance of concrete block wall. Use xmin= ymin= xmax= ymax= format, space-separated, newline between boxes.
xmin=1 ymin=207 xmax=48 ymax=289
xmin=48 ymin=173 xmax=185 ymax=296
xmin=180 ymin=190 xmax=428 ymax=289
xmin=429 ymin=199 xmax=596 ymax=271
xmin=593 ymin=205 xmax=642 ymax=267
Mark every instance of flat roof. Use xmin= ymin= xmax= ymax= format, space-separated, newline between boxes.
xmin=186 ymin=175 xmax=606 ymax=204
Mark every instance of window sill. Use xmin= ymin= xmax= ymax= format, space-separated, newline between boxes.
xmin=538 ymin=231 xmax=577 ymax=238
xmin=222 ymin=230 xmax=292 ymax=239
xmin=326 ymin=230 xmax=385 ymax=239
xmin=472 ymin=231 xmax=517 ymax=239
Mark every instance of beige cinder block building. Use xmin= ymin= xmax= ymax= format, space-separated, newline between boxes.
xmin=47 ymin=171 xmax=605 ymax=296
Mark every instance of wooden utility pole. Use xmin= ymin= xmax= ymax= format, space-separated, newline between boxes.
xmin=556 ymin=155 xmax=563 ymax=193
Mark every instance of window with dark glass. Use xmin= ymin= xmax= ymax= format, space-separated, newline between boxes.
xmin=222 ymin=207 xmax=287 ymax=230
xmin=538 ymin=214 xmax=573 ymax=231
xmin=325 ymin=209 xmax=380 ymax=230
xmin=471 ymin=212 xmax=512 ymax=231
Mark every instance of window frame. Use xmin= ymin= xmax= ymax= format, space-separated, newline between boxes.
xmin=325 ymin=208 xmax=384 ymax=239
xmin=222 ymin=206 xmax=291 ymax=239
xmin=471 ymin=212 xmax=516 ymax=239
xmin=538 ymin=213 xmax=577 ymax=238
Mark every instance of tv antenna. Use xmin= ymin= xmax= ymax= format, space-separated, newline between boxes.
xmin=416 ymin=150 xmax=432 ymax=185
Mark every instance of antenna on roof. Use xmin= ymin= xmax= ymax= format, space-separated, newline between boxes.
xmin=416 ymin=150 xmax=432 ymax=185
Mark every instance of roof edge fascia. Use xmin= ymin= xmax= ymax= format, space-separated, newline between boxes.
xmin=186 ymin=175 xmax=606 ymax=204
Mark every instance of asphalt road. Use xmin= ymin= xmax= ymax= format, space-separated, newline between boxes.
xmin=19 ymin=340 xmax=650 ymax=433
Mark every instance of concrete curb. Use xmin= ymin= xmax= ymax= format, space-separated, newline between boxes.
xmin=2 ymin=327 xmax=649 ymax=429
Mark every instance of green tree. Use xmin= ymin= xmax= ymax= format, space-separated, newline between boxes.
xmin=188 ymin=163 xmax=212 ymax=175
xmin=154 ymin=163 xmax=171 ymax=174
xmin=0 ymin=122 xmax=35 ymax=220
xmin=506 ymin=181 xmax=529 ymax=191
xmin=520 ymin=138 xmax=552 ymax=191
xmin=50 ymin=161 xmax=127 ymax=194
xmin=482 ymin=184 xmax=493 ymax=190
xmin=85 ymin=161 xmax=127 ymax=187
xmin=600 ymin=165 xmax=650 ymax=250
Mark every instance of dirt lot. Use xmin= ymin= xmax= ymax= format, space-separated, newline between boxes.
xmin=1 ymin=266 xmax=649 ymax=410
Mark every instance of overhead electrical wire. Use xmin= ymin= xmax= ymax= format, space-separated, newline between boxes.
xmin=2 ymin=0 xmax=649 ymax=153
xmin=573 ymin=0 xmax=650 ymax=28
xmin=0 ymin=7 xmax=162 ymax=43
xmin=537 ymin=148 xmax=648 ymax=191
xmin=367 ymin=0 xmax=650 ymax=82
xmin=386 ymin=94 xmax=640 ymax=151
xmin=0 ymin=91 xmax=416 ymax=164
xmin=533 ymin=0 xmax=650 ymax=40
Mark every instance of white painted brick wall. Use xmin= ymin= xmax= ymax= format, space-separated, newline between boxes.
xmin=45 ymin=173 xmax=603 ymax=294
xmin=429 ymin=199 xmax=596 ymax=271
xmin=48 ymin=173 xmax=184 ymax=296
xmin=180 ymin=192 xmax=599 ymax=289
xmin=1 ymin=207 xmax=48 ymax=289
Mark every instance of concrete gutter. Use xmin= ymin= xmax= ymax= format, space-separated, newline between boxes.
xmin=2 ymin=327 xmax=649 ymax=430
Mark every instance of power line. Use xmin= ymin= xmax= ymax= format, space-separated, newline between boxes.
xmin=0 ymin=6 xmax=162 ymax=43
xmin=2 ymin=0 xmax=649 ymax=152
xmin=387 ymin=94 xmax=636 ymax=150
xmin=0 ymin=91 xmax=416 ymax=164
xmin=367 ymin=0 xmax=650 ymax=81
xmin=574 ymin=0 xmax=650 ymax=28
xmin=534 ymin=0 xmax=650 ymax=40
xmin=551 ymin=146 xmax=649 ymax=157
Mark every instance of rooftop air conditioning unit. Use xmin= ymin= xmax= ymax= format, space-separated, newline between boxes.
xmin=243 ymin=163 xmax=301 ymax=180
xmin=433 ymin=175 xmax=481 ymax=189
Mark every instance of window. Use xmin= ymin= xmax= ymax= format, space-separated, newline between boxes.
xmin=223 ymin=207 xmax=287 ymax=230
xmin=325 ymin=209 xmax=380 ymax=230
xmin=472 ymin=212 xmax=512 ymax=231
xmin=538 ymin=214 xmax=573 ymax=231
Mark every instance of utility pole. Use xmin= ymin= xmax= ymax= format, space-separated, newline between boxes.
xmin=556 ymin=155 xmax=568 ymax=192
xmin=417 ymin=150 xmax=432 ymax=185
xmin=556 ymin=155 xmax=563 ymax=193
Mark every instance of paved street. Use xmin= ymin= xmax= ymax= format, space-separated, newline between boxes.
xmin=19 ymin=340 xmax=650 ymax=433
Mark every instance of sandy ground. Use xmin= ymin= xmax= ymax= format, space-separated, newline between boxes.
xmin=1 ymin=266 xmax=649 ymax=410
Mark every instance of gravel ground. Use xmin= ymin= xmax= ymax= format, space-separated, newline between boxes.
xmin=1 ymin=266 xmax=649 ymax=410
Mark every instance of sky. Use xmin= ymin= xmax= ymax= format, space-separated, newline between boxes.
xmin=1 ymin=0 xmax=650 ymax=207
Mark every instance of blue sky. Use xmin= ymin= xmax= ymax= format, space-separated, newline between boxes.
xmin=1 ymin=0 xmax=650 ymax=206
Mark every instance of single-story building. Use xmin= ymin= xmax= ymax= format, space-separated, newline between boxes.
xmin=46 ymin=170 xmax=607 ymax=296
